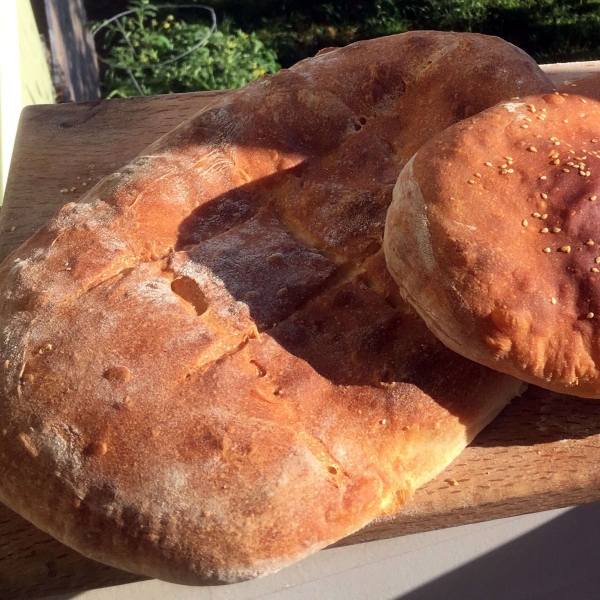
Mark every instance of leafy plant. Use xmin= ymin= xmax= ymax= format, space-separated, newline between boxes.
xmin=94 ymin=0 xmax=280 ymax=98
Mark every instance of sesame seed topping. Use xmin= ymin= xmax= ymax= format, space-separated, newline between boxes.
xmin=593 ymin=139 xmax=599 ymax=143
xmin=590 ymin=196 xmax=598 ymax=201
xmin=563 ymin=119 xmax=569 ymax=123
xmin=540 ymin=193 xmax=548 ymax=199
xmin=596 ymin=257 xmax=600 ymax=264
xmin=551 ymin=297 xmax=557 ymax=305
xmin=586 ymin=240 xmax=595 ymax=246
xmin=554 ymin=159 xmax=562 ymax=165
xmin=525 ymin=117 xmax=532 ymax=122
xmin=563 ymin=168 xmax=570 ymax=172
xmin=468 ymin=179 xmax=475 ymax=184
xmin=522 ymin=219 xmax=528 ymax=227
xmin=581 ymin=98 xmax=588 ymax=103
xmin=561 ymin=245 xmax=572 ymax=253
xmin=543 ymin=247 xmax=552 ymax=253
xmin=521 ymin=124 xmax=529 ymax=129
xmin=500 ymin=163 xmax=508 ymax=169
xmin=485 ymin=161 xmax=493 ymax=167
xmin=592 ymin=267 xmax=600 ymax=273
xmin=475 ymin=172 xmax=482 ymax=178
xmin=580 ymin=170 xmax=587 ymax=176
xmin=554 ymin=141 xmax=561 ymax=146
xmin=552 ymin=227 xmax=561 ymax=233
xmin=541 ymin=214 xmax=548 ymax=220
xmin=528 ymin=146 xmax=538 ymax=153
xmin=588 ymin=312 xmax=595 ymax=319
xmin=533 ymin=212 xmax=541 ymax=218
xmin=507 ymin=168 xmax=514 ymax=173
xmin=541 ymin=227 xmax=549 ymax=233
xmin=540 ymin=175 xmax=547 ymax=180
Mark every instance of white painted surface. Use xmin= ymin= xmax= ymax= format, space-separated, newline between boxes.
xmin=0 ymin=0 xmax=21 ymax=203
xmin=0 ymin=0 xmax=55 ymax=205
xmin=45 ymin=503 xmax=600 ymax=600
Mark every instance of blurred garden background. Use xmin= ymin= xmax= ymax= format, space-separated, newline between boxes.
xmin=91 ymin=0 xmax=600 ymax=98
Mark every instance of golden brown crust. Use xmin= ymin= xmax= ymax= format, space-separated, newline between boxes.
xmin=0 ymin=32 xmax=549 ymax=583
xmin=385 ymin=91 xmax=600 ymax=397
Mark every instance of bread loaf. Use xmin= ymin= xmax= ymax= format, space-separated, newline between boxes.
xmin=0 ymin=32 xmax=551 ymax=583
xmin=385 ymin=90 xmax=600 ymax=396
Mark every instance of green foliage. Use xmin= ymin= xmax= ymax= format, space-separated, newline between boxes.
xmin=95 ymin=0 xmax=279 ymax=98
xmin=96 ymin=0 xmax=600 ymax=98
xmin=198 ymin=0 xmax=600 ymax=67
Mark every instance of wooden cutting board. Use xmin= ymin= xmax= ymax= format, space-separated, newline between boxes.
xmin=1 ymin=62 xmax=600 ymax=599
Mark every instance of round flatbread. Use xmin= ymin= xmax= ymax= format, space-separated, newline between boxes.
xmin=385 ymin=90 xmax=600 ymax=397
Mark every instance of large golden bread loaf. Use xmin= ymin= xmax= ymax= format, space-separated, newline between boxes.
xmin=0 ymin=32 xmax=551 ymax=583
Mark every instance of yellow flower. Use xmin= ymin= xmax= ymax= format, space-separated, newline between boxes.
xmin=164 ymin=22 xmax=171 ymax=29
xmin=151 ymin=19 xmax=158 ymax=26
xmin=252 ymin=68 xmax=266 ymax=77
xmin=167 ymin=14 xmax=175 ymax=21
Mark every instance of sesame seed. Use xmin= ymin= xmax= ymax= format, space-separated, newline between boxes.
xmin=586 ymin=171 xmax=591 ymax=176
xmin=552 ymin=227 xmax=561 ymax=233
xmin=541 ymin=228 xmax=549 ymax=233
xmin=561 ymin=245 xmax=572 ymax=253
xmin=521 ymin=124 xmax=529 ymax=129
xmin=3 ymin=359 xmax=8 ymax=369
xmin=507 ymin=168 xmax=514 ymax=173
xmin=581 ymin=98 xmax=588 ymax=103
xmin=468 ymin=179 xmax=475 ymax=184
xmin=588 ymin=312 xmax=595 ymax=319
xmin=541 ymin=108 xmax=547 ymax=112
xmin=380 ymin=419 xmax=387 ymax=425
xmin=551 ymin=297 xmax=557 ymax=304
xmin=541 ymin=193 xmax=548 ymax=199
xmin=554 ymin=141 xmax=561 ymax=146
xmin=580 ymin=170 xmax=587 ymax=176
xmin=596 ymin=257 xmax=600 ymax=264
xmin=563 ymin=119 xmax=569 ymax=123
xmin=563 ymin=168 xmax=570 ymax=172
xmin=501 ymin=169 xmax=508 ymax=175
xmin=528 ymin=146 xmax=538 ymax=152
xmin=485 ymin=161 xmax=493 ymax=167
xmin=554 ymin=159 xmax=561 ymax=165
xmin=475 ymin=173 xmax=482 ymax=178
xmin=593 ymin=139 xmax=599 ymax=143
xmin=525 ymin=117 xmax=532 ymax=122
xmin=500 ymin=163 xmax=508 ymax=169
xmin=543 ymin=247 xmax=552 ymax=253
xmin=522 ymin=219 xmax=528 ymax=227
xmin=592 ymin=267 xmax=600 ymax=273
xmin=540 ymin=175 xmax=547 ymax=180
xmin=541 ymin=214 xmax=548 ymax=220
xmin=505 ymin=156 xmax=513 ymax=161
xmin=590 ymin=196 xmax=598 ymax=201
xmin=533 ymin=212 xmax=541 ymax=218
xmin=586 ymin=240 xmax=595 ymax=246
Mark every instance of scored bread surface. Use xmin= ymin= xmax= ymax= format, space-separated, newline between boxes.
xmin=0 ymin=32 xmax=549 ymax=583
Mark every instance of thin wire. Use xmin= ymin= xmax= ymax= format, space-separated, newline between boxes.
xmin=113 ymin=19 xmax=145 ymax=96
xmin=91 ymin=4 xmax=217 ymax=96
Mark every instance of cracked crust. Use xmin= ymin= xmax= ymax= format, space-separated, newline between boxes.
xmin=385 ymin=91 xmax=600 ymax=397
xmin=0 ymin=32 xmax=550 ymax=583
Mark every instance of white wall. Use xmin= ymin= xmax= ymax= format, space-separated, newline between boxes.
xmin=0 ymin=0 xmax=55 ymax=205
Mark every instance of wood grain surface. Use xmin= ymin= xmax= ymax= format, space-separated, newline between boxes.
xmin=0 ymin=63 xmax=599 ymax=599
